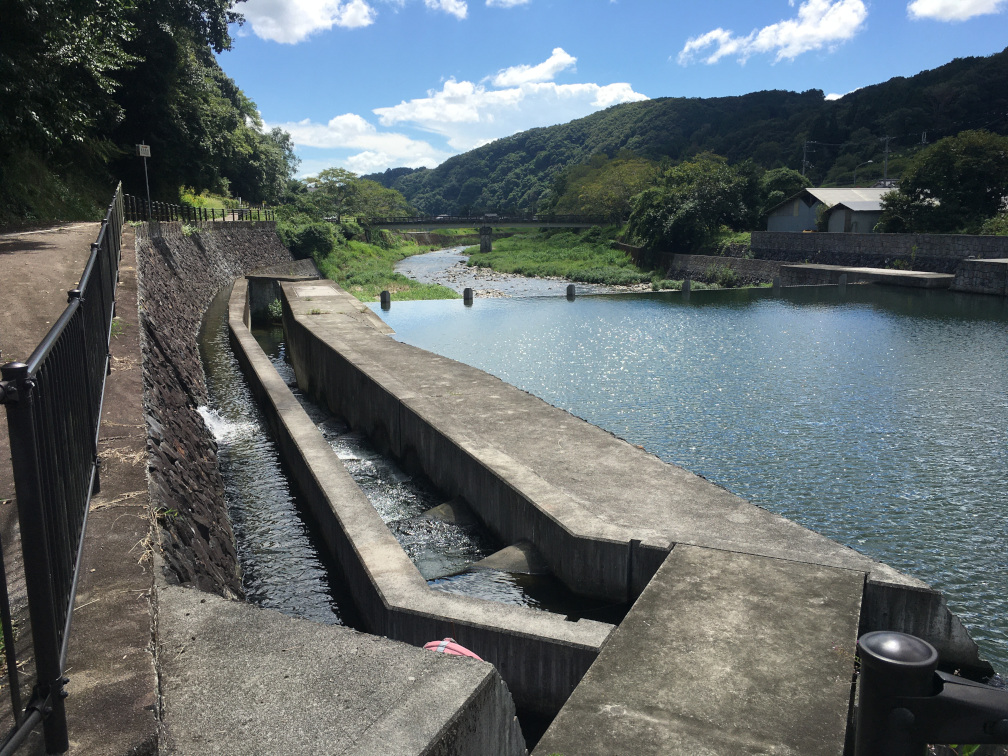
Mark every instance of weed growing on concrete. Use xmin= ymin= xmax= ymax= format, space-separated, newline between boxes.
xmin=110 ymin=316 xmax=125 ymax=339
xmin=267 ymin=298 xmax=283 ymax=322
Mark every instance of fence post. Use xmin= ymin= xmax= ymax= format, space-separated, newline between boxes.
xmin=0 ymin=363 xmax=70 ymax=753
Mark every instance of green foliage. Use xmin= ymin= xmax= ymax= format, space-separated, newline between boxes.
xmin=980 ymin=212 xmax=1008 ymax=235
xmin=313 ymin=239 xmax=459 ymax=302
xmin=877 ymin=130 xmax=1008 ymax=233
xmin=547 ymin=152 xmax=659 ymax=221
xmin=626 ymin=154 xmax=760 ymax=252
xmin=276 ymin=219 xmax=340 ymax=262
xmin=705 ymin=264 xmax=740 ymax=288
xmin=267 ymin=298 xmax=283 ymax=322
xmin=466 ymin=228 xmax=652 ymax=286
xmin=0 ymin=0 xmax=297 ymax=224
xmin=368 ymin=49 xmax=1008 ymax=216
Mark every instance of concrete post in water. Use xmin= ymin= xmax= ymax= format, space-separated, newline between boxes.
xmin=463 ymin=288 xmax=473 ymax=306
xmin=380 ymin=290 xmax=391 ymax=310
xmin=772 ymin=276 xmax=781 ymax=293
xmin=838 ymin=273 xmax=848 ymax=294
xmin=566 ymin=284 xmax=576 ymax=300
xmin=479 ymin=226 xmax=493 ymax=254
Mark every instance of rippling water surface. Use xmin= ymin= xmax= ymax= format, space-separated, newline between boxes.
xmin=372 ymin=285 xmax=1008 ymax=673
xmin=198 ymin=286 xmax=358 ymax=626
xmin=253 ymin=326 xmax=625 ymax=622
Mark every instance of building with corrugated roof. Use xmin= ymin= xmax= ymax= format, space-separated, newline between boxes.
xmin=765 ymin=187 xmax=891 ymax=233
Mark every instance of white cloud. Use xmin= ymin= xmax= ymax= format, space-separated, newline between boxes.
xmin=269 ymin=113 xmax=451 ymax=171
xmin=240 ymin=0 xmax=376 ymax=43
xmin=374 ymin=75 xmax=647 ymax=151
xmin=907 ymin=0 xmax=1007 ymax=21
xmin=492 ymin=47 xmax=576 ymax=86
xmin=824 ymin=92 xmax=844 ymax=100
xmin=678 ymin=0 xmax=868 ymax=65
xmin=425 ymin=0 xmax=468 ymax=18
xmin=276 ymin=49 xmax=647 ymax=174
xmin=486 ymin=0 xmax=530 ymax=6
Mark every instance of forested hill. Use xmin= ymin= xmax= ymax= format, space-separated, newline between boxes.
xmin=365 ymin=47 xmax=1008 ymax=216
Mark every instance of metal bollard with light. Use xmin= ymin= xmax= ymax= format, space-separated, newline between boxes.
xmin=855 ymin=631 xmax=1008 ymax=756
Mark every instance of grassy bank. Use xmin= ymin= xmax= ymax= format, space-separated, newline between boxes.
xmin=465 ymin=226 xmax=653 ymax=286
xmin=312 ymin=234 xmax=459 ymax=302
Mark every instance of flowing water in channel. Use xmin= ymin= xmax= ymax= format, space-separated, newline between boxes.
xmin=371 ymin=283 xmax=1008 ymax=675
xmin=198 ymin=285 xmax=360 ymax=626
xmin=251 ymin=326 xmax=626 ymax=623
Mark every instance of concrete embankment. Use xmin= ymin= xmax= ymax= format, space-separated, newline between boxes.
xmin=228 ymin=280 xmax=611 ymax=715
xmin=274 ymin=277 xmax=992 ymax=752
xmin=279 ymin=279 xmax=985 ymax=672
xmin=133 ymin=222 xmax=526 ymax=755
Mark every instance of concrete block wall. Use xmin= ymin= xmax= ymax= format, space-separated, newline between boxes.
xmin=752 ymin=231 xmax=1008 ymax=273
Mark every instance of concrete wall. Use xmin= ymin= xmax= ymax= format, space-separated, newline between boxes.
xmin=615 ymin=243 xmax=781 ymax=285
xmin=136 ymin=221 xmax=291 ymax=597
xmin=246 ymin=259 xmax=321 ymax=325
xmin=228 ymin=282 xmax=611 ymax=714
xmin=274 ymin=278 xmax=991 ymax=676
xmin=752 ymin=231 xmax=1008 ymax=273
xmin=950 ymin=258 xmax=1008 ymax=295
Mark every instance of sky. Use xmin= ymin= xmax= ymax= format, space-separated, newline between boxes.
xmin=214 ymin=0 xmax=1008 ymax=178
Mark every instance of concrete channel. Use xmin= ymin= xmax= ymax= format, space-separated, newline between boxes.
xmin=229 ymin=275 xmax=990 ymax=753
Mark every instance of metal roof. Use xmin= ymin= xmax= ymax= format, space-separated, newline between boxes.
xmin=765 ymin=187 xmax=891 ymax=217
xmin=827 ymin=200 xmax=885 ymax=213
xmin=805 ymin=187 xmax=890 ymax=209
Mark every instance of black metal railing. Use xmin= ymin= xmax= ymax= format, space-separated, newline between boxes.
xmin=0 ymin=185 xmax=124 ymax=754
xmin=122 ymin=194 xmax=274 ymax=223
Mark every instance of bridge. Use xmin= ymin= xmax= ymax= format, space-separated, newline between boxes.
xmin=363 ymin=215 xmax=610 ymax=252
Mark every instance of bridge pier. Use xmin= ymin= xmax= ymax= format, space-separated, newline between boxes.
xmin=480 ymin=225 xmax=493 ymax=254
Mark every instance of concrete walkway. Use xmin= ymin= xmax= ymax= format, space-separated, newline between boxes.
xmin=780 ymin=263 xmax=955 ymax=288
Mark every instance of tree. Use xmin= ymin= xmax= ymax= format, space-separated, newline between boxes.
xmin=305 ymin=168 xmax=359 ymax=220
xmin=877 ymin=130 xmax=1008 ymax=233
xmin=627 ymin=153 xmax=758 ymax=251
xmin=549 ymin=153 xmax=659 ymax=221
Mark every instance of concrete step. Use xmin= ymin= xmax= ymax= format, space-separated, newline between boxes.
xmin=535 ymin=544 xmax=865 ymax=756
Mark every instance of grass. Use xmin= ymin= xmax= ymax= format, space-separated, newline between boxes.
xmin=314 ymin=237 xmax=459 ymax=302
xmin=465 ymin=227 xmax=653 ymax=286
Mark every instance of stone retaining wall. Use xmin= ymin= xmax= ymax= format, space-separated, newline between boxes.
xmin=136 ymin=221 xmax=290 ymax=597
xmin=752 ymin=231 xmax=1008 ymax=273
xmin=614 ymin=243 xmax=781 ymax=285
xmin=950 ymin=258 xmax=1008 ymax=295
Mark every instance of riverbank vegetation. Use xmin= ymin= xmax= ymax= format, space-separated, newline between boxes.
xmin=467 ymin=227 xmax=651 ymax=286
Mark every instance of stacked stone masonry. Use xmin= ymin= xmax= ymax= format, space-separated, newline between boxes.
xmin=136 ymin=220 xmax=291 ymax=597
xmin=950 ymin=258 xmax=1008 ymax=295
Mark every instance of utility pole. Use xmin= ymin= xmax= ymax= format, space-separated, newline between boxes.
xmin=880 ymin=136 xmax=893 ymax=179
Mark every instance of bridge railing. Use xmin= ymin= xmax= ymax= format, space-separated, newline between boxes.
xmin=0 ymin=186 xmax=124 ymax=755
xmin=123 ymin=194 xmax=274 ymax=223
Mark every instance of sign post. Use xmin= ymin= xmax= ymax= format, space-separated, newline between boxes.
xmin=136 ymin=143 xmax=151 ymax=220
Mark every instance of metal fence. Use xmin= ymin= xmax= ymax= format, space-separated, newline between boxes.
xmin=0 ymin=186 xmax=124 ymax=754
xmin=123 ymin=194 xmax=274 ymax=223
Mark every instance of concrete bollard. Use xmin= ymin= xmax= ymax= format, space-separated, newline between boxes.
xmin=566 ymin=284 xmax=576 ymax=300
xmin=682 ymin=278 xmax=691 ymax=301
xmin=772 ymin=276 xmax=781 ymax=293
xmin=838 ymin=273 xmax=848 ymax=294
xmin=463 ymin=287 xmax=473 ymax=306
xmin=380 ymin=290 xmax=391 ymax=310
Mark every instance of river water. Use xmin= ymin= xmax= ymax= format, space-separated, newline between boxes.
xmin=370 ymin=279 xmax=1008 ymax=675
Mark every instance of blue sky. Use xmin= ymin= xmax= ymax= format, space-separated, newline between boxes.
xmin=215 ymin=0 xmax=1008 ymax=178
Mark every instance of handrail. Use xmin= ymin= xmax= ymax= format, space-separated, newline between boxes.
xmin=0 ymin=184 xmax=124 ymax=754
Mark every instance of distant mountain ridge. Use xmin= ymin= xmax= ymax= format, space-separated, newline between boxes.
xmin=363 ymin=47 xmax=1008 ymax=216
